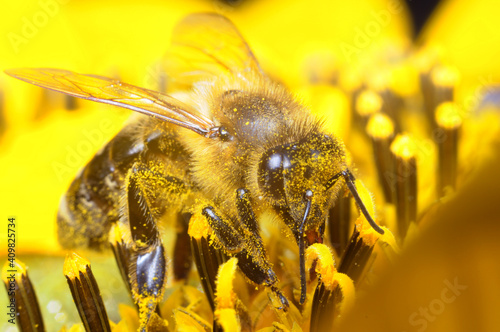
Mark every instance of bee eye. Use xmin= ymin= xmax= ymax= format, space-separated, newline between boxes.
xmin=258 ymin=147 xmax=291 ymax=202
xmin=218 ymin=126 xmax=233 ymax=142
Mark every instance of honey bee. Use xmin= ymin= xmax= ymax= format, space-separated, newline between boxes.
xmin=6 ymin=13 xmax=383 ymax=326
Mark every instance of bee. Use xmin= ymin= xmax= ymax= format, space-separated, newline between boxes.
xmin=6 ymin=13 xmax=383 ymax=326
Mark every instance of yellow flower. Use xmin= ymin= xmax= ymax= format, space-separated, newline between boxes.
xmin=1 ymin=0 xmax=500 ymax=331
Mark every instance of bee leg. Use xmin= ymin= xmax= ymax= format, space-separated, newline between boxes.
xmin=202 ymin=190 xmax=289 ymax=310
xmin=126 ymin=166 xmax=168 ymax=329
xmin=235 ymin=188 xmax=289 ymax=310
xmin=202 ymin=206 xmax=244 ymax=253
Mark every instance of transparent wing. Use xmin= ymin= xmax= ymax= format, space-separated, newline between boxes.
xmin=164 ymin=13 xmax=263 ymax=90
xmin=5 ymin=68 xmax=215 ymax=136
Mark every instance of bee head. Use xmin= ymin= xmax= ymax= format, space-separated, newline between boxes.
xmin=257 ymin=133 xmax=346 ymax=242
xmin=257 ymin=133 xmax=347 ymax=303
xmin=257 ymin=132 xmax=384 ymax=304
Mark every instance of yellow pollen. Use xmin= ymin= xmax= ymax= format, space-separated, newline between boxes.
xmin=366 ymin=113 xmax=394 ymax=139
xmin=435 ymin=102 xmax=462 ymax=129
xmin=188 ymin=212 xmax=211 ymax=240
xmin=390 ymin=134 xmax=416 ymax=160
xmin=109 ymin=224 xmax=122 ymax=245
xmin=63 ymin=252 xmax=90 ymax=279
xmin=305 ymin=243 xmax=336 ymax=288
xmin=215 ymin=257 xmax=238 ymax=309
xmin=431 ymin=65 xmax=460 ymax=88
xmin=356 ymin=90 xmax=382 ymax=117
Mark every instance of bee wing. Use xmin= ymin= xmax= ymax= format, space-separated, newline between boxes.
xmin=165 ymin=13 xmax=264 ymax=90
xmin=5 ymin=68 xmax=215 ymax=136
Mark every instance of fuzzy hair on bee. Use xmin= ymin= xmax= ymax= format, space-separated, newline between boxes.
xmin=180 ymin=71 xmax=329 ymax=203
xmin=5 ymin=12 xmax=384 ymax=329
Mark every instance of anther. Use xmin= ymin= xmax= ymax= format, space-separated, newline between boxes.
xmin=367 ymin=113 xmax=395 ymax=203
xmin=64 ymin=253 xmax=111 ymax=332
xmin=2 ymin=259 xmax=45 ymax=331
xmin=435 ymin=102 xmax=462 ymax=197
xmin=390 ymin=134 xmax=417 ymax=239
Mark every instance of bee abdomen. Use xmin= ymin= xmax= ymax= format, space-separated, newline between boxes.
xmin=57 ymin=127 xmax=144 ymax=250
xmin=57 ymin=174 xmax=118 ymax=250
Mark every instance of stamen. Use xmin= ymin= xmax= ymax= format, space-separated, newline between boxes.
xmin=337 ymin=226 xmax=375 ymax=284
xmin=2 ymin=259 xmax=45 ymax=331
xmin=337 ymin=176 xmax=385 ymax=284
xmin=342 ymin=170 xmax=384 ymax=234
xmin=109 ymin=224 xmax=134 ymax=299
xmin=307 ymin=244 xmax=355 ymax=332
xmin=328 ymin=187 xmax=352 ymax=257
xmin=63 ymin=252 xmax=111 ymax=332
xmin=422 ymin=64 xmax=460 ymax=127
xmin=326 ymin=170 xmax=384 ymax=234
xmin=431 ymin=65 xmax=460 ymax=107
xmin=366 ymin=71 xmax=404 ymax=129
xmin=188 ymin=212 xmax=226 ymax=311
xmin=390 ymin=134 xmax=418 ymax=239
xmin=435 ymin=102 xmax=462 ymax=197
xmin=355 ymin=90 xmax=382 ymax=126
xmin=367 ymin=113 xmax=395 ymax=203
xmin=214 ymin=257 xmax=241 ymax=332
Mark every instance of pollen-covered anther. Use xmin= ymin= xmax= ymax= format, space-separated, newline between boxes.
xmin=307 ymin=243 xmax=355 ymax=332
xmin=435 ymin=102 xmax=462 ymax=196
xmin=352 ymin=181 xmax=399 ymax=258
xmin=188 ymin=212 xmax=211 ymax=240
xmin=2 ymin=259 xmax=45 ymax=331
xmin=189 ymin=212 xmax=226 ymax=311
xmin=337 ymin=226 xmax=375 ymax=285
xmin=334 ymin=179 xmax=380 ymax=283
xmin=355 ymin=90 xmax=383 ymax=121
xmin=390 ymin=134 xmax=418 ymax=239
xmin=63 ymin=252 xmax=112 ymax=332
xmin=431 ymin=64 xmax=460 ymax=90
xmin=429 ymin=64 xmax=461 ymax=126
xmin=328 ymin=187 xmax=352 ymax=257
xmin=306 ymin=244 xmax=335 ymax=289
xmin=214 ymin=257 xmax=241 ymax=332
xmin=367 ymin=113 xmax=395 ymax=203
xmin=109 ymin=224 xmax=134 ymax=300
xmin=352 ymin=178 xmax=381 ymax=243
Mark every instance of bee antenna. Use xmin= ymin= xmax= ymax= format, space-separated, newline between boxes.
xmin=298 ymin=190 xmax=313 ymax=305
xmin=339 ymin=169 xmax=385 ymax=235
